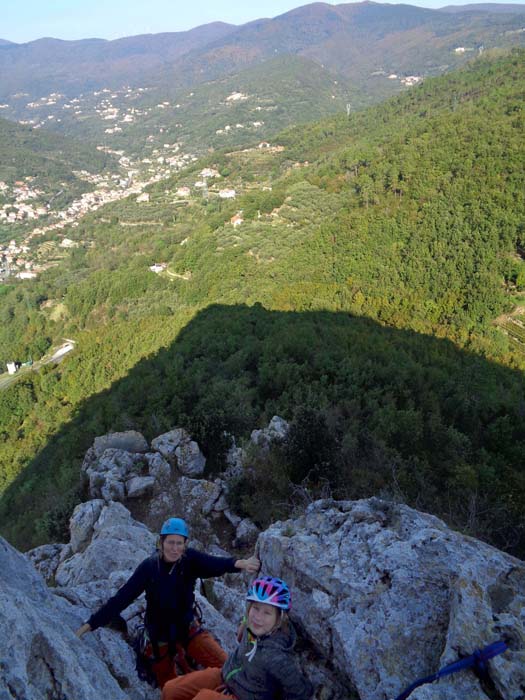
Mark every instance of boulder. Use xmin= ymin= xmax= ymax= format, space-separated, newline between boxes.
xmin=224 ymin=509 xmax=242 ymax=528
xmin=25 ymin=543 xmax=66 ymax=584
xmin=126 ymin=475 xmax=156 ymax=499
xmin=151 ymin=428 xmax=189 ymax=463
xmin=177 ymin=476 xmax=223 ymax=519
xmin=234 ymin=518 xmax=260 ymax=547
xmin=250 ymin=415 xmax=289 ymax=450
xmin=144 ymin=451 xmax=172 ymax=481
xmin=70 ymin=499 xmax=105 ymax=553
xmin=93 ymin=430 xmax=149 ymax=457
xmin=55 ymin=501 xmax=155 ymax=590
xmin=83 ymin=448 xmax=148 ymax=502
xmin=175 ymin=439 xmax=206 ymax=476
xmin=151 ymin=428 xmax=206 ymax=476
xmin=256 ymin=497 xmax=525 ymax=700
xmin=0 ymin=537 xmax=156 ymax=700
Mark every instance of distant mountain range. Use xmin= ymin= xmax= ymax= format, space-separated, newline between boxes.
xmin=1 ymin=1 xmax=525 ymax=104
xmin=440 ymin=3 xmax=525 ymax=12
xmin=0 ymin=23 xmax=237 ymax=100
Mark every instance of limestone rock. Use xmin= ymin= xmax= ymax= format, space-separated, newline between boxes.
xmin=82 ymin=448 xmax=147 ymax=502
xmin=126 ymin=475 xmax=156 ymax=499
xmin=250 ymin=415 xmax=289 ymax=450
xmin=82 ymin=445 xmax=176 ymax=507
xmin=25 ymin=543 xmax=66 ymax=584
xmin=224 ymin=509 xmax=242 ymax=528
xmin=151 ymin=428 xmax=189 ymax=463
xmin=144 ymin=451 xmax=172 ymax=481
xmin=177 ymin=476 xmax=223 ymax=519
xmin=195 ymin=590 xmax=237 ymax=654
xmin=55 ymin=501 xmax=156 ymax=590
xmin=234 ymin=517 xmax=260 ymax=547
xmin=224 ymin=440 xmax=244 ymax=479
xmin=0 ymin=537 xmax=156 ymax=700
xmin=257 ymin=497 xmax=525 ymax=700
xmin=151 ymin=428 xmax=206 ymax=476
xmin=207 ymin=579 xmax=245 ymax=624
xmin=212 ymin=493 xmax=229 ymax=513
xmin=93 ymin=430 xmax=149 ymax=457
xmin=70 ymin=499 xmax=105 ymax=553
xmin=175 ymin=439 xmax=206 ymax=476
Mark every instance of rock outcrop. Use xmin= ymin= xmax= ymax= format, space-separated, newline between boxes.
xmin=257 ymin=498 xmax=525 ymax=700
xmin=250 ymin=415 xmax=289 ymax=451
xmin=1 ymin=536 xmax=156 ymax=700
xmin=151 ymin=428 xmax=206 ymax=476
xmin=78 ymin=427 xmax=259 ymax=547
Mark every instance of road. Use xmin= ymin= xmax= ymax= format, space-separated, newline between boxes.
xmin=0 ymin=342 xmax=75 ymax=391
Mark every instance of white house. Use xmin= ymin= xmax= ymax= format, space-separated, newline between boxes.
xmin=226 ymin=92 xmax=248 ymax=102
xmin=200 ymin=168 xmax=219 ymax=178
xmin=60 ymin=238 xmax=78 ymax=248
xmin=219 ymin=189 xmax=236 ymax=199
xmin=149 ymin=263 xmax=167 ymax=274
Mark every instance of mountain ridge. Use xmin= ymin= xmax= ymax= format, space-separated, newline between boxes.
xmin=439 ymin=2 xmax=525 ymax=12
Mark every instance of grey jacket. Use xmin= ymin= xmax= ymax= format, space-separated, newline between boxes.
xmin=222 ymin=622 xmax=313 ymax=700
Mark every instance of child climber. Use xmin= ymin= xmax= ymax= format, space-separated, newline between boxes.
xmin=161 ymin=575 xmax=314 ymax=700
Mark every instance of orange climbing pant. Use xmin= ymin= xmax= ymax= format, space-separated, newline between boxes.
xmin=161 ymin=667 xmax=236 ymax=700
xmin=151 ymin=630 xmax=228 ymax=689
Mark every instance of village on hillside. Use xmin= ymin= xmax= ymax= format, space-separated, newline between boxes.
xmin=0 ymin=146 xmax=199 ymax=281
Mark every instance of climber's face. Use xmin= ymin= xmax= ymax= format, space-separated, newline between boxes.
xmin=248 ymin=602 xmax=279 ymax=636
xmin=161 ymin=534 xmax=186 ymax=563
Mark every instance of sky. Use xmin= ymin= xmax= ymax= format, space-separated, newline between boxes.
xmin=2 ymin=0 xmax=524 ymax=44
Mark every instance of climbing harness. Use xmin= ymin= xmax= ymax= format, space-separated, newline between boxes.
xmin=393 ymin=639 xmax=509 ymax=700
xmin=132 ymin=624 xmax=161 ymax=687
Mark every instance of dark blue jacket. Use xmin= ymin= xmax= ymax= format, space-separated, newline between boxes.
xmin=88 ymin=548 xmax=237 ymax=645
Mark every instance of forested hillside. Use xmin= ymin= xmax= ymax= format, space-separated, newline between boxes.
xmin=1 ymin=50 xmax=525 ymax=556
xmin=0 ymin=117 xmax=111 ymax=185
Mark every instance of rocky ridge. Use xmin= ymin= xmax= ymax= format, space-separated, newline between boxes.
xmin=1 ymin=421 xmax=524 ymax=699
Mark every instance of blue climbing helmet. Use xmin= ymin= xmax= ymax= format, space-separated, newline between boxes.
xmin=160 ymin=517 xmax=189 ymax=538
xmin=246 ymin=576 xmax=291 ymax=610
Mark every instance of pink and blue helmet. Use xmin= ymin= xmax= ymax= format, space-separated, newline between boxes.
xmin=246 ymin=576 xmax=291 ymax=610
